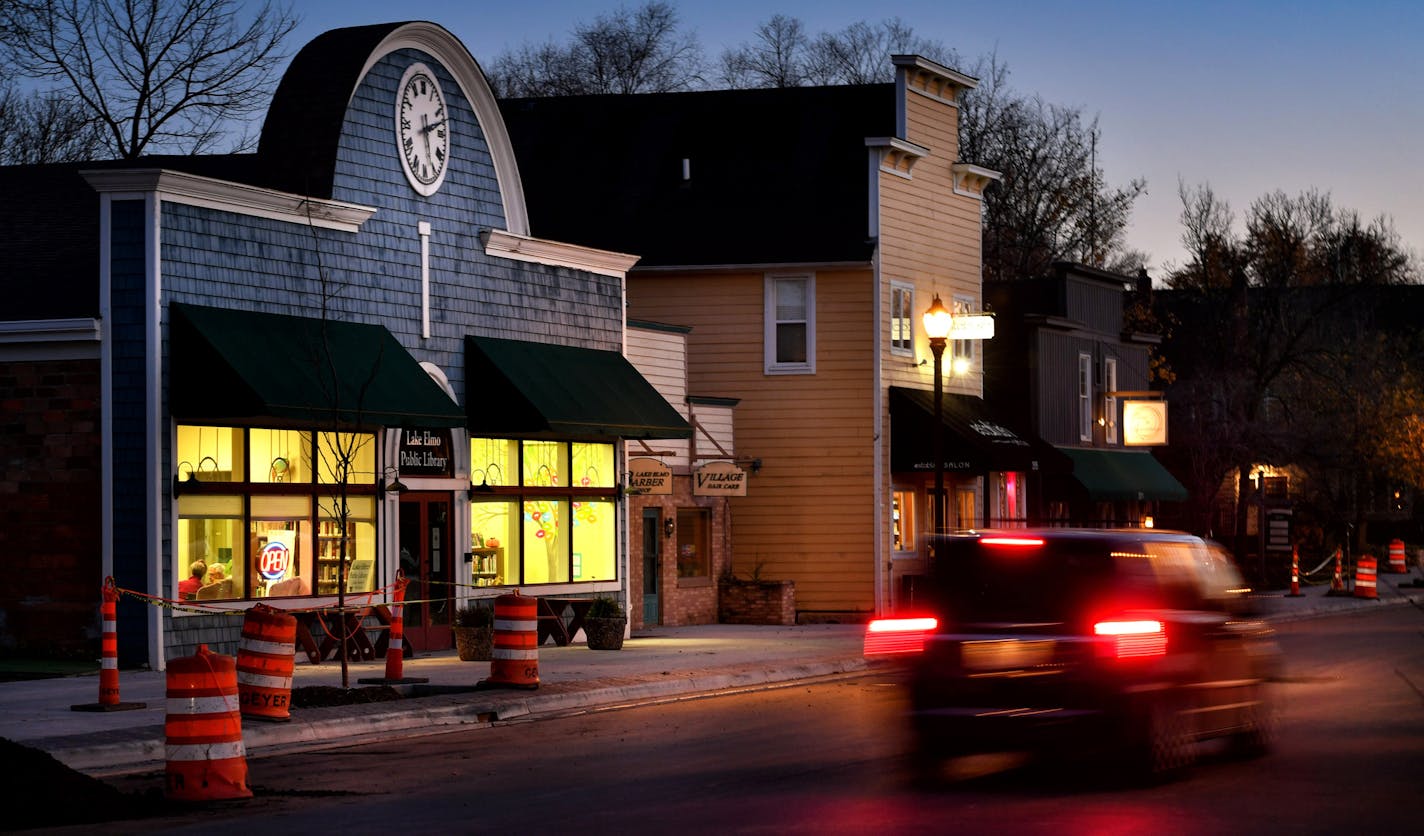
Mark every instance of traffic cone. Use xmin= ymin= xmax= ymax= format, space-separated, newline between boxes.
xmin=1285 ymin=545 xmax=1303 ymax=597
xmin=72 ymin=577 xmax=146 ymax=712
xmin=1326 ymin=548 xmax=1348 ymax=596
xmin=359 ymin=574 xmax=427 ymax=686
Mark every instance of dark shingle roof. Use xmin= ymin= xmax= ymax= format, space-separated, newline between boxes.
xmin=499 ymin=84 xmax=895 ymax=268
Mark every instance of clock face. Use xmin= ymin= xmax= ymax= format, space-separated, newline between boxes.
xmin=396 ymin=63 xmax=450 ymax=195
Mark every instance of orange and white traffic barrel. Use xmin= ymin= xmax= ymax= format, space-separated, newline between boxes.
xmin=482 ymin=591 xmax=539 ymax=689
xmin=236 ymin=604 xmax=296 ymax=722
xmin=1353 ymin=555 xmax=1378 ymax=600
xmin=1386 ymin=539 xmax=1407 ymax=574
xmin=165 ymin=644 xmax=252 ymax=801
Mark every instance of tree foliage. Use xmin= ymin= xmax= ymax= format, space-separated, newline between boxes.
xmin=487 ymin=2 xmax=704 ymax=97
xmin=0 ymin=84 xmax=104 ymax=163
xmin=0 ymin=0 xmax=298 ymax=159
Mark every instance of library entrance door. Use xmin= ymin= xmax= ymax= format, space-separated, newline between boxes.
xmin=398 ymin=493 xmax=453 ymax=652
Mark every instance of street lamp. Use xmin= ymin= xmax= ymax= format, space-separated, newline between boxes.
xmin=923 ymin=294 xmax=953 ymax=537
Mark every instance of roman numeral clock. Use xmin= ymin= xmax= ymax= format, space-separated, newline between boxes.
xmin=396 ymin=62 xmax=450 ymax=195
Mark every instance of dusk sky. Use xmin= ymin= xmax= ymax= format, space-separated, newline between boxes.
xmin=291 ymin=0 xmax=1423 ymax=275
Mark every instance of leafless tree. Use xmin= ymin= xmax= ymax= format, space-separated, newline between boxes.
xmin=488 ymin=2 xmax=703 ymax=97
xmin=0 ymin=84 xmax=104 ymax=163
xmin=716 ymin=15 xmax=810 ymax=88
xmin=0 ymin=0 xmax=298 ymax=159
xmin=803 ymin=18 xmax=955 ymax=85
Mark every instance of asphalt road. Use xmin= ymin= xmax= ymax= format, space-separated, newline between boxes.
xmin=53 ymin=603 xmax=1424 ymax=835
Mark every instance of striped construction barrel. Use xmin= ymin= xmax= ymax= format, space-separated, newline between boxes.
xmin=165 ymin=645 xmax=252 ymax=801
xmin=1387 ymin=539 xmax=1407 ymax=574
xmin=1354 ymin=555 xmax=1378 ymax=599
xmin=236 ymin=604 xmax=296 ymax=722
xmin=484 ymin=591 xmax=539 ymax=689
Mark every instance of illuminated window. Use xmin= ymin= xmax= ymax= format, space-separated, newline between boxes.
xmin=676 ymin=508 xmax=711 ymax=579
xmin=1103 ymin=357 xmax=1119 ymax=445
xmin=892 ymin=490 xmax=915 ymax=551
xmin=890 ymin=283 xmax=914 ymax=354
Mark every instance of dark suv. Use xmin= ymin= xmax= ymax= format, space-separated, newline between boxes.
xmin=867 ymin=529 xmax=1280 ymax=780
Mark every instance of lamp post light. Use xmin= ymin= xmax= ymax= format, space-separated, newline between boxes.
xmin=923 ymin=294 xmax=953 ymax=537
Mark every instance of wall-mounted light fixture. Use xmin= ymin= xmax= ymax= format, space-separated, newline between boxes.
xmin=380 ymin=466 xmax=408 ymax=497
xmin=664 ymin=517 xmax=675 ymax=539
xmin=471 ymin=462 xmax=504 ymax=494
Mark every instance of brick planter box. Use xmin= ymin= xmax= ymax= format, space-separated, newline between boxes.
xmin=718 ymin=579 xmax=796 ymax=626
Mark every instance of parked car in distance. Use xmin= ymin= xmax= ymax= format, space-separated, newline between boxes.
xmin=866 ymin=529 xmax=1281 ymax=782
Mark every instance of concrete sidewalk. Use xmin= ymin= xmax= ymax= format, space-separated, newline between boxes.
xmin=2 ymin=576 xmax=1419 ymax=778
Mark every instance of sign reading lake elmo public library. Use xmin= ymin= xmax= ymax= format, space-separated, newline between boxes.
xmin=694 ymin=460 xmax=747 ymax=496
xmin=399 ymin=428 xmax=453 ymax=476
xmin=628 ymin=457 xmax=673 ymax=495
xmin=1123 ymin=401 xmax=1169 ymax=446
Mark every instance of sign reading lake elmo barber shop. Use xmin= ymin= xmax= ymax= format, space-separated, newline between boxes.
xmin=628 ymin=457 xmax=673 ymax=495
xmin=694 ymin=460 xmax=747 ymax=496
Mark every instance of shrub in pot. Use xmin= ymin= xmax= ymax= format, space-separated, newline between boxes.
xmin=453 ymin=602 xmax=494 ymax=661
xmin=583 ymin=596 xmax=627 ymax=650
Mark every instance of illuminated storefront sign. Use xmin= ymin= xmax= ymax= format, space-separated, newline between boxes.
xmin=628 ymin=457 xmax=673 ymax=495
xmin=399 ymin=428 xmax=453 ymax=476
xmin=259 ymin=539 xmax=293 ymax=581
xmin=1123 ymin=401 xmax=1169 ymax=446
xmin=694 ymin=461 xmax=747 ymax=496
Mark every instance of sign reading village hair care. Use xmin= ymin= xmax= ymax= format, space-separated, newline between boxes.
xmin=399 ymin=428 xmax=453 ymax=476
xmin=628 ymin=457 xmax=673 ymax=495
xmin=694 ymin=460 xmax=747 ymax=496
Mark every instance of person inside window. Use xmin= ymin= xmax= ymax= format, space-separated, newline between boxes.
xmin=179 ymin=560 xmax=207 ymax=600
xmin=203 ymin=563 xmax=226 ymax=587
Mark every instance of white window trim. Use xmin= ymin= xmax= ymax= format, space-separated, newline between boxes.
xmin=1078 ymin=353 xmax=1094 ymax=442
xmin=764 ymin=273 xmax=816 ymax=375
xmin=889 ymin=281 xmax=914 ymax=356
xmin=1104 ymin=357 xmax=1119 ymax=445
xmin=952 ymin=295 xmax=977 ymax=364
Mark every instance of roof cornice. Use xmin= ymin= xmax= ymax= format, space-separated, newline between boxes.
xmin=80 ymin=168 xmax=376 ymax=232
xmin=481 ymin=229 xmax=640 ymax=278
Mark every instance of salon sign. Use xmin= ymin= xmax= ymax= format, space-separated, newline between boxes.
xmin=694 ymin=461 xmax=747 ymax=496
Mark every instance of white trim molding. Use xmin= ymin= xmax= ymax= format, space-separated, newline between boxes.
xmin=952 ymin=163 xmax=1003 ymax=199
xmin=866 ymin=137 xmax=931 ymax=180
xmin=892 ymin=54 xmax=979 ymax=107
xmin=81 ymin=169 xmax=377 ymax=232
xmin=0 ymin=318 xmax=101 ymax=360
xmin=481 ymin=229 xmax=640 ymax=278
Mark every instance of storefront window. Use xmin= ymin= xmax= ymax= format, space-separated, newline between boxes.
xmin=892 ymin=490 xmax=914 ymax=551
xmin=177 ymin=495 xmax=244 ymax=599
xmin=249 ymin=428 xmax=310 ymax=484
xmin=173 ymin=425 xmax=376 ymax=602
xmin=472 ymin=438 xmax=618 ymax=586
xmin=574 ymin=500 xmax=616 ymax=580
xmin=676 ymin=508 xmax=710 ymax=579
xmin=175 ymin=425 xmax=244 ymax=482
xmin=316 ymin=432 xmax=376 ymax=485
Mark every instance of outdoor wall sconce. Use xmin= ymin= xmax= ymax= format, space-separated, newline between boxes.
xmin=664 ymin=517 xmax=675 ymax=539
xmin=380 ymin=466 xmax=408 ymax=497
xmin=471 ymin=462 xmax=503 ymax=494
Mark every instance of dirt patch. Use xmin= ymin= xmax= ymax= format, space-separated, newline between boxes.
xmin=290 ymin=685 xmax=404 ymax=708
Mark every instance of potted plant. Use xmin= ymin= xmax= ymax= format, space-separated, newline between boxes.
xmin=582 ymin=596 xmax=627 ymax=650
xmin=453 ymin=601 xmax=494 ymax=661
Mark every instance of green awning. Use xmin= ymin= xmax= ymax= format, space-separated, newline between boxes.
xmin=466 ymin=336 xmax=691 ymax=439
xmin=1060 ymin=448 xmax=1188 ymax=502
xmin=170 ymin=303 xmax=465 ymax=429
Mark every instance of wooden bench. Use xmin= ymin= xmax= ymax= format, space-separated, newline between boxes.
xmin=536 ymin=597 xmax=595 ymax=647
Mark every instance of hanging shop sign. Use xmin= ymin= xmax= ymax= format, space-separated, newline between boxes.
xmin=628 ymin=457 xmax=673 ymax=495
xmin=694 ymin=460 xmax=747 ymax=497
xmin=399 ymin=428 xmax=453 ymax=476
xmin=948 ymin=314 xmax=995 ymax=340
xmin=1123 ymin=401 xmax=1168 ymax=446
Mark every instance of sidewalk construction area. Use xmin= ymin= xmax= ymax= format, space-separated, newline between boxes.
xmin=1 ymin=571 xmax=1420 ymax=783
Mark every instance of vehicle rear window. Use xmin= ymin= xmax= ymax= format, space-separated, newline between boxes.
xmin=931 ymin=537 xmax=1122 ymax=624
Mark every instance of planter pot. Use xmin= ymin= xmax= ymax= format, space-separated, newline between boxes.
xmin=453 ymin=626 xmax=494 ymax=661
xmin=583 ymin=616 xmax=627 ymax=650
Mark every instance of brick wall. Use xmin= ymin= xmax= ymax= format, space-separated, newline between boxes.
xmin=628 ymin=483 xmax=731 ymax=630
xmin=0 ymin=359 xmax=102 ymax=658
xmin=718 ymin=579 xmax=796 ymax=626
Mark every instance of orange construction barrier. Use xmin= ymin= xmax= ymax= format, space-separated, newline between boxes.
xmin=72 ymin=577 xmax=146 ymax=712
xmin=357 ymin=574 xmax=428 ymax=686
xmin=1386 ymin=539 xmax=1407 ymax=574
xmin=481 ymin=591 xmax=539 ymax=690
xmin=165 ymin=645 xmax=252 ymax=801
xmin=1286 ymin=545 xmax=1303 ymax=597
xmin=236 ymin=604 xmax=296 ymax=722
xmin=1354 ymin=555 xmax=1378 ymax=600
xmin=1327 ymin=548 xmax=1347 ymax=596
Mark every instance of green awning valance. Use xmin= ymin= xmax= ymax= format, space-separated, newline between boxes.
xmin=1059 ymin=447 xmax=1188 ymax=502
xmin=889 ymin=387 xmax=1070 ymax=475
xmin=170 ymin=303 xmax=465 ymax=429
xmin=465 ymin=335 xmax=691 ymax=439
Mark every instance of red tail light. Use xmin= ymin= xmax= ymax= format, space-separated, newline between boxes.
xmin=1093 ymin=619 xmax=1167 ymax=659
xmin=980 ymin=536 xmax=1045 ymax=547
xmin=864 ymin=617 xmax=938 ymax=656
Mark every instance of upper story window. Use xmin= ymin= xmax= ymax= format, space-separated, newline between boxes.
xmin=1078 ymin=353 xmax=1094 ymax=442
xmin=890 ymin=282 xmax=914 ymax=355
xmin=765 ymin=274 xmax=815 ymax=374
xmin=952 ymin=295 xmax=977 ymax=368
